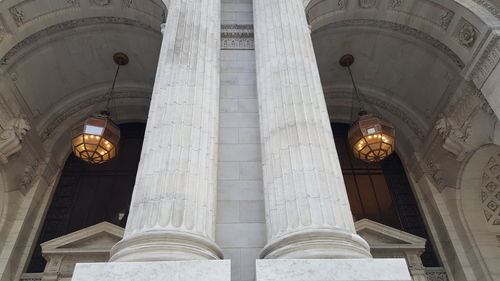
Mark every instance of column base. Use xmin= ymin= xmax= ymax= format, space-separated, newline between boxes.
xmin=72 ymin=260 xmax=231 ymax=281
xmin=110 ymin=230 xmax=224 ymax=262
xmin=260 ymin=228 xmax=371 ymax=259
xmin=256 ymin=259 xmax=412 ymax=281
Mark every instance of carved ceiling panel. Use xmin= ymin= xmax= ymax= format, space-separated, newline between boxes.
xmin=482 ymin=153 xmax=500 ymax=225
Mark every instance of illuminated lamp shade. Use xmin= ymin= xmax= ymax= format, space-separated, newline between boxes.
xmin=348 ymin=112 xmax=395 ymax=163
xmin=71 ymin=113 xmax=120 ymax=164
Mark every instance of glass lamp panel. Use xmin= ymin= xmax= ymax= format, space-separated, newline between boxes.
xmin=71 ymin=115 xmax=120 ymax=164
xmin=84 ymin=125 xmax=105 ymax=136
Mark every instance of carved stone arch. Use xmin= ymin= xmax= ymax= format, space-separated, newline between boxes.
xmin=8 ymin=91 xmax=151 ymax=278
xmin=323 ymin=87 xmax=426 ymax=163
xmin=305 ymin=0 xmax=500 ymax=75
xmin=40 ymin=87 xmax=152 ymax=162
xmin=458 ymin=144 xmax=500 ymax=281
xmin=0 ymin=0 xmax=166 ymax=67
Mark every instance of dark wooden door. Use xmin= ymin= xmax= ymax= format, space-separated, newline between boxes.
xmin=27 ymin=123 xmax=145 ymax=272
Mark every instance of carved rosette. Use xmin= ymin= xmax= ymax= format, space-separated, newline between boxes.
xmin=455 ymin=19 xmax=478 ymax=48
xmin=482 ymin=154 xmax=500 ymax=225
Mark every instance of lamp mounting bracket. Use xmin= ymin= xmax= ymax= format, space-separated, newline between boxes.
xmin=113 ymin=52 xmax=129 ymax=66
xmin=339 ymin=54 xmax=354 ymax=67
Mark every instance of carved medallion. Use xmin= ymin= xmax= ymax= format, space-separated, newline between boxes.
xmin=457 ymin=20 xmax=477 ymax=48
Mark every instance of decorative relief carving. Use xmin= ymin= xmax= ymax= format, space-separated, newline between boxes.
xmin=0 ymin=17 xmax=159 ymax=66
xmin=471 ymin=34 xmax=500 ymax=87
xmin=9 ymin=7 xmax=24 ymax=26
xmin=472 ymin=0 xmax=500 ymax=20
xmin=221 ymin=24 xmax=254 ymax=50
xmin=0 ymin=117 xmax=31 ymax=164
xmin=327 ymin=19 xmax=464 ymax=68
xmin=338 ymin=0 xmax=347 ymax=9
xmin=434 ymin=82 xmax=494 ymax=160
xmin=390 ymin=0 xmax=402 ymax=9
xmin=0 ymin=21 xmax=7 ymax=43
xmin=425 ymin=268 xmax=449 ymax=281
xmin=66 ymin=0 xmax=80 ymax=7
xmin=92 ymin=0 xmax=111 ymax=6
xmin=439 ymin=10 xmax=454 ymax=30
xmin=426 ymin=160 xmax=445 ymax=189
xmin=20 ymin=159 xmax=40 ymax=193
xmin=435 ymin=115 xmax=471 ymax=142
xmin=482 ymin=155 xmax=500 ymax=225
xmin=359 ymin=0 xmax=376 ymax=8
xmin=455 ymin=19 xmax=478 ymax=48
xmin=122 ymin=0 xmax=132 ymax=8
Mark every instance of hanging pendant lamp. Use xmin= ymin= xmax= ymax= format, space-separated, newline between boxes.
xmin=339 ymin=54 xmax=396 ymax=163
xmin=71 ymin=52 xmax=129 ymax=164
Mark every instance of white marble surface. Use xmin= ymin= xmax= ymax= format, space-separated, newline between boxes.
xmin=72 ymin=261 xmax=231 ymax=281
xmin=110 ymin=0 xmax=223 ymax=262
xmin=253 ymin=0 xmax=370 ymax=259
xmin=256 ymin=259 xmax=412 ymax=281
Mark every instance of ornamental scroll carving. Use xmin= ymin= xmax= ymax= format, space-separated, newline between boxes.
xmin=0 ymin=117 xmax=31 ymax=164
xmin=481 ymin=154 xmax=500 ymax=225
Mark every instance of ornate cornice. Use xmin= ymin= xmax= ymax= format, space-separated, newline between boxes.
xmin=318 ymin=19 xmax=464 ymax=69
xmin=0 ymin=17 xmax=160 ymax=66
xmin=221 ymin=24 xmax=254 ymax=50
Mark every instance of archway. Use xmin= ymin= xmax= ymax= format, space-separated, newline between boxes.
xmin=459 ymin=144 xmax=500 ymax=281
xmin=331 ymin=123 xmax=439 ymax=267
xmin=27 ymin=123 xmax=145 ymax=272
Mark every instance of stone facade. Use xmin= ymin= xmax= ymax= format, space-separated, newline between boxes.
xmin=0 ymin=0 xmax=499 ymax=281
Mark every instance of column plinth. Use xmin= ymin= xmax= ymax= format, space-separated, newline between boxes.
xmin=253 ymin=0 xmax=371 ymax=259
xmin=110 ymin=0 xmax=222 ymax=262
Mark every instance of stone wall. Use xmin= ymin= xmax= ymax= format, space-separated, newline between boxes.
xmin=216 ymin=1 xmax=266 ymax=281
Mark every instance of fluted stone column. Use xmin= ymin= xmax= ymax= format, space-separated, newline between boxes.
xmin=253 ymin=0 xmax=371 ymax=259
xmin=110 ymin=0 xmax=222 ymax=262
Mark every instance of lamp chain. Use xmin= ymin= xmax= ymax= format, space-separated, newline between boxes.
xmin=346 ymin=65 xmax=364 ymax=113
xmin=105 ymin=64 xmax=121 ymax=113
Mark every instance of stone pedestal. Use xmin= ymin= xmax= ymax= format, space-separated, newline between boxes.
xmin=72 ymin=261 xmax=231 ymax=281
xmin=110 ymin=0 xmax=222 ymax=262
xmin=253 ymin=0 xmax=370 ymax=259
xmin=256 ymin=259 xmax=412 ymax=281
